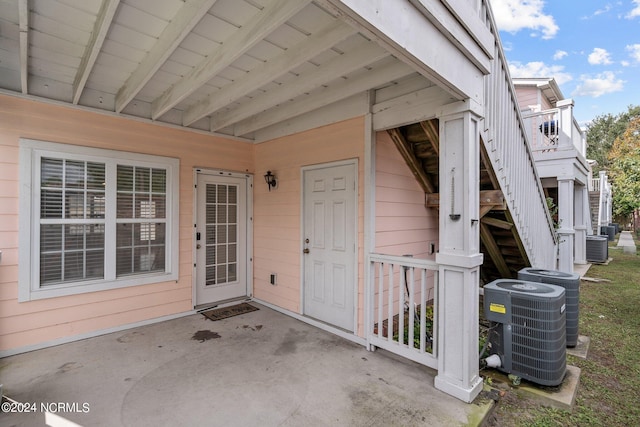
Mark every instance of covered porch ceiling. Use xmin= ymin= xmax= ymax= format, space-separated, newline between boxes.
xmin=0 ymin=0 xmax=461 ymax=142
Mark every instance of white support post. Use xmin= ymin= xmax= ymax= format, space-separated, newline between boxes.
xmin=557 ymin=178 xmax=575 ymax=273
xmin=434 ymin=106 xmax=483 ymax=403
xmin=597 ymin=170 xmax=606 ymax=235
xmin=557 ymin=99 xmax=574 ymax=150
xmin=574 ymin=185 xmax=587 ymax=265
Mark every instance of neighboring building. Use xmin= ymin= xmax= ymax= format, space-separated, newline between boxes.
xmin=0 ymin=0 xmax=556 ymax=402
xmin=513 ymin=77 xmax=609 ymax=270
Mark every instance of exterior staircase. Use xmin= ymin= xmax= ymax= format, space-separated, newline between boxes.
xmin=386 ymin=3 xmax=558 ymax=282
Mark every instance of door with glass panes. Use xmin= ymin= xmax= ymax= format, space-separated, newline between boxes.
xmin=195 ymin=172 xmax=249 ymax=306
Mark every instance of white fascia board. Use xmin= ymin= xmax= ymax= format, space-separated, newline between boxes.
xmin=322 ymin=0 xmax=485 ymax=102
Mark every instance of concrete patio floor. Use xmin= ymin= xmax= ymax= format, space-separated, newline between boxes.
xmin=1 ymin=303 xmax=495 ymax=426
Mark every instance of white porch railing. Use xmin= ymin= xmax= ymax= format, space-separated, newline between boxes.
xmin=521 ymin=107 xmax=587 ymax=157
xmin=367 ymin=253 xmax=438 ymax=370
xmin=481 ymin=5 xmax=558 ymax=270
xmin=590 ymin=177 xmax=601 ymax=192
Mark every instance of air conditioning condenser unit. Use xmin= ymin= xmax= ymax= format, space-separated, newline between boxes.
xmin=483 ymin=279 xmax=566 ymax=386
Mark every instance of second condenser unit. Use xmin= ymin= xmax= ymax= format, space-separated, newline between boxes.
xmin=518 ymin=268 xmax=580 ymax=347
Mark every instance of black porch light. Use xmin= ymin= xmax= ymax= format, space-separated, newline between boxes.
xmin=264 ymin=170 xmax=277 ymax=191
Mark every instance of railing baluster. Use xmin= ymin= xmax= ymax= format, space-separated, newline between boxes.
xmin=377 ymin=262 xmax=384 ymax=338
xmin=420 ymin=268 xmax=427 ymax=354
xmin=398 ymin=264 xmax=405 ymax=345
xmin=408 ymin=266 xmax=415 ymax=350
xmin=387 ymin=263 xmax=394 ymax=343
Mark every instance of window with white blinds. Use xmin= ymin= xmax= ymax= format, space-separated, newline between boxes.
xmin=19 ymin=139 xmax=179 ymax=301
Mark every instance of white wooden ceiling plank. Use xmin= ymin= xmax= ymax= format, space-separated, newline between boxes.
xmin=32 ymin=0 xmax=97 ymax=33
xmin=0 ymin=47 xmax=20 ymax=71
xmin=114 ymin=0 xmax=218 ymax=113
xmin=191 ymin=13 xmax=236 ymax=43
xmin=28 ymin=74 xmax=73 ymax=102
xmin=113 ymin=2 xmax=166 ymax=38
xmin=166 ymin=46 xmax=205 ymax=68
xmin=29 ymin=57 xmax=77 ymax=84
xmin=100 ymin=38 xmax=145 ymax=62
xmin=151 ymin=0 xmax=311 ymax=120
xmin=72 ymin=0 xmax=120 ymax=104
xmin=286 ymin=2 xmax=334 ymax=34
xmin=29 ymin=30 xmax=86 ymax=58
xmin=0 ymin=1 xmax=19 ymax=22
xmin=106 ymin=23 xmax=157 ymax=51
xmin=56 ymin=0 xmax=103 ymax=15
xmin=30 ymin=46 xmax=81 ymax=69
xmin=244 ymin=40 xmax=284 ymax=62
xmin=216 ymin=66 xmax=247 ymax=82
xmin=263 ymin=23 xmax=307 ymax=50
xmin=183 ymin=19 xmax=353 ymax=125
xmin=0 ymin=15 xmax=19 ymax=42
xmin=124 ymin=0 xmax=184 ymax=21
xmin=160 ymin=58 xmax=196 ymax=77
xmin=0 ymin=66 xmax=21 ymax=91
xmin=29 ymin=12 xmax=89 ymax=42
xmin=232 ymin=55 xmax=263 ymax=73
xmin=209 ymin=40 xmax=388 ymax=131
xmin=232 ymin=59 xmax=414 ymax=136
xmin=19 ymin=0 xmax=28 ymax=93
xmin=179 ymin=32 xmax=220 ymax=57
xmin=209 ymin=0 xmax=259 ymax=27
xmin=94 ymin=51 xmax=138 ymax=74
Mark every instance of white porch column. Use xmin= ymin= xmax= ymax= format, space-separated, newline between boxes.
xmin=557 ymin=99 xmax=574 ymax=150
xmin=434 ymin=106 xmax=483 ymax=403
xmin=557 ymin=178 xmax=575 ymax=273
xmin=574 ymin=185 xmax=587 ymax=264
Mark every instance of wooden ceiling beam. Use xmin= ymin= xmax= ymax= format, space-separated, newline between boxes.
xmin=426 ymin=190 xmax=505 ymax=209
xmin=151 ymin=0 xmax=311 ymax=120
xmin=420 ymin=119 xmax=439 ymax=156
xmin=115 ymin=0 xmax=219 ymax=113
xmin=214 ymin=45 xmax=398 ymax=134
xmin=73 ymin=0 xmax=121 ymax=104
xmin=183 ymin=20 xmax=354 ymax=126
xmin=18 ymin=0 xmax=28 ymax=94
xmin=387 ymin=128 xmax=435 ymax=194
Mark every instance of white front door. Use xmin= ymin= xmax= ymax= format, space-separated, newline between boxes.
xmin=195 ymin=172 xmax=250 ymax=306
xmin=302 ymin=162 xmax=357 ymax=331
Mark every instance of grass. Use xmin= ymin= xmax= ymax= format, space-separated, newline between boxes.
xmin=489 ymin=235 xmax=640 ymax=426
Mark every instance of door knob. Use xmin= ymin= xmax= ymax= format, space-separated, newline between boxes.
xmin=303 ymin=248 xmax=310 ymax=254
xmin=196 ymin=244 xmax=201 ymax=249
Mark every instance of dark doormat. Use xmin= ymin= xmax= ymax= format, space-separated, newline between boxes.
xmin=200 ymin=303 xmax=259 ymax=321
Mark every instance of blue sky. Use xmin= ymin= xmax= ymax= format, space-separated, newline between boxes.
xmin=490 ymin=0 xmax=640 ymax=126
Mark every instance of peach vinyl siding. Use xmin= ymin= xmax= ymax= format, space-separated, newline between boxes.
xmin=0 ymin=94 xmax=253 ymax=352
xmin=373 ymin=131 xmax=439 ymax=321
xmin=375 ymin=131 xmax=438 ymax=259
xmin=514 ymin=87 xmax=541 ymax=112
xmin=253 ymin=117 xmax=366 ymax=334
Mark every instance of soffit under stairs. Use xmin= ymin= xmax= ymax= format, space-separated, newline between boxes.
xmin=387 ymin=121 xmax=530 ymax=283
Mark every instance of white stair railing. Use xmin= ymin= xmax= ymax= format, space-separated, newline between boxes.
xmin=480 ymin=3 xmax=558 ymax=269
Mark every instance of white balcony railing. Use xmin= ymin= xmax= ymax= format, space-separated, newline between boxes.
xmin=521 ymin=105 xmax=587 ymax=157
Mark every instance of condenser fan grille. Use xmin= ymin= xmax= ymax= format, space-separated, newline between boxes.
xmin=483 ymin=279 xmax=567 ymax=386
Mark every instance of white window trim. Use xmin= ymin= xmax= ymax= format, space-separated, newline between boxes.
xmin=19 ymin=138 xmax=180 ymax=302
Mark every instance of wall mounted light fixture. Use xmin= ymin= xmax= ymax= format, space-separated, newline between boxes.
xmin=264 ymin=170 xmax=277 ymax=191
